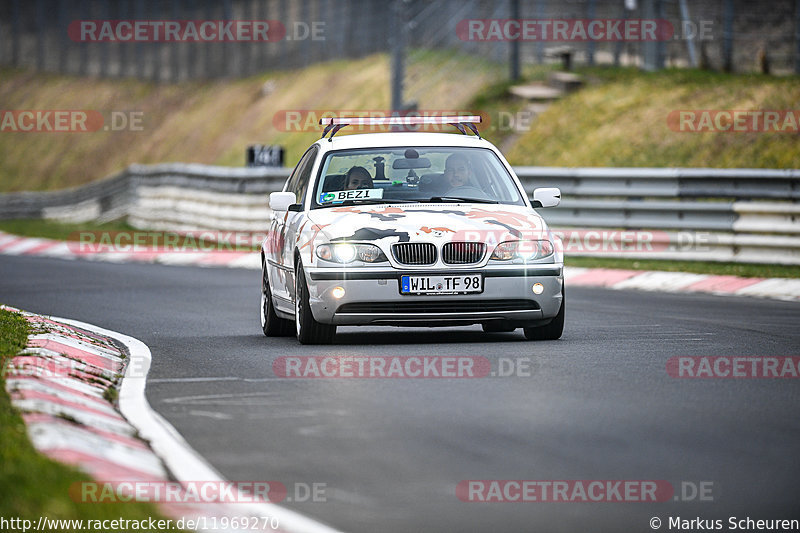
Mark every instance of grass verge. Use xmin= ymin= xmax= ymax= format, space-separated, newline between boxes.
xmin=565 ymin=256 xmax=800 ymax=279
xmin=502 ymin=66 xmax=800 ymax=168
xmin=0 ymin=308 xmax=182 ymax=530
xmin=0 ymin=219 xmax=135 ymax=241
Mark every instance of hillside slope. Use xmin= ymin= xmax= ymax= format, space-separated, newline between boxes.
xmin=2 ymin=62 xmax=798 ymax=193
xmin=501 ymin=68 xmax=800 ymax=168
xmin=0 ymin=53 xmax=501 ymax=192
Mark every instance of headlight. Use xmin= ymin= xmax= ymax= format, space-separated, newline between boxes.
xmin=316 ymin=243 xmax=388 ymax=263
xmin=491 ymin=240 xmax=554 ymax=261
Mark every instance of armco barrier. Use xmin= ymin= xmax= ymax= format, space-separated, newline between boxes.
xmin=0 ymin=164 xmax=798 ymax=264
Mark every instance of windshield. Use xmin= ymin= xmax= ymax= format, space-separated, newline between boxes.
xmin=311 ymin=147 xmax=525 ymax=208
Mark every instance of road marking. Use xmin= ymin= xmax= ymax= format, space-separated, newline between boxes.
xmin=188 ymin=410 xmax=234 ymax=420
xmin=56 ymin=316 xmax=344 ymax=533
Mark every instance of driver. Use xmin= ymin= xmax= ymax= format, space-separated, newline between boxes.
xmin=443 ymin=153 xmax=473 ymax=190
xmin=345 ymin=166 xmax=374 ymax=190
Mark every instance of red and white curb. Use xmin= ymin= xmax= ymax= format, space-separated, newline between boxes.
xmin=565 ymin=267 xmax=800 ymax=302
xmin=1 ymin=305 xmax=342 ymax=533
xmin=2 ymin=231 xmax=798 ymax=302
xmin=0 ymin=231 xmax=260 ymax=269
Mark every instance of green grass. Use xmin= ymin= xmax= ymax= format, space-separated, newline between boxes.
xmin=0 ymin=308 xmax=182 ymax=530
xmin=0 ymin=308 xmax=28 ymax=356
xmin=502 ymin=66 xmax=800 ymax=168
xmin=566 ymin=256 xmax=800 ymax=279
xmin=0 ymin=219 xmax=135 ymax=241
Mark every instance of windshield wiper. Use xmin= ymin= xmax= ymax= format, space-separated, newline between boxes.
xmin=322 ymin=198 xmax=420 ymax=207
xmin=428 ymin=196 xmax=498 ymax=204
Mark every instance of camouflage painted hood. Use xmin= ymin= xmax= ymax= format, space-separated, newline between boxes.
xmin=305 ymin=204 xmax=548 ymax=244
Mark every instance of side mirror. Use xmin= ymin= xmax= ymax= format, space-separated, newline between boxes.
xmin=269 ymin=191 xmax=298 ymax=212
xmin=532 ymin=187 xmax=561 ymax=208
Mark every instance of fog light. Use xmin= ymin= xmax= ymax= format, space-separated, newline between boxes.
xmin=532 ymin=283 xmax=544 ymax=295
xmin=331 ymin=286 xmax=346 ymax=299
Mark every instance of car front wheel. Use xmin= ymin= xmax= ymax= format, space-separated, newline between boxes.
xmin=295 ymin=261 xmax=336 ymax=345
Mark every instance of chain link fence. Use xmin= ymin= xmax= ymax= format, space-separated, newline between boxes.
xmin=0 ymin=0 xmax=798 ymax=84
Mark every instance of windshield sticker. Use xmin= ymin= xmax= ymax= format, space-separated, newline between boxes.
xmin=319 ymin=188 xmax=384 ymax=203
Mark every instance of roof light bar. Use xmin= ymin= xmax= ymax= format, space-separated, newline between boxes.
xmin=319 ymin=115 xmax=482 ymax=126
xmin=318 ymin=115 xmax=483 ymax=141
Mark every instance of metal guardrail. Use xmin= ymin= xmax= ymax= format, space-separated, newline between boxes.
xmin=515 ymin=167 xmax=800 ymax=200
xmin=0 ymin=164 xmax=798 ymax=264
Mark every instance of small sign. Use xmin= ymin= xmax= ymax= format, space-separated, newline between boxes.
xmin=247 ymin=145 xmax=284 ymax=167
xmin=319 ymin=188 xmax=384 ymax=203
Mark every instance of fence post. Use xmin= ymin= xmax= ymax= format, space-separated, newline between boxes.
xmin=640 ymin=0 xmax=662 ymax=71
xmin=586 ymin=0 xmax=596 ymax=67
xmin=317 ymin=0 xmax=328 ymax=62
xmin=509 ymin=0 xmax=520 ymax=80
xmin=117 ymin=0 xmax=128 ymax=77
xmin=535 ymin=0 xmax=544 ymax=64
xmin=135 ymin=0 xmax=146 ymax=78
xmin=36 ymin=0 xmax=46 ymax=71
xmin=300 ymin=0 xmax=310 ymax=66
xmin=170 ymin=0 xmax=181 ymax=81
xmin=205 ymin=0 xmax=214 ymax=77
xmin=655 ymin=0 xmax=665 ymax=68
xmin=614 ymin=2 xmax=630 ymax=67
xmin=99 ymin=0 xmax=110 ymax=77
xmin=722 ymin=0 xmax=734 ymax=72
xmin=795 ymin=0 xmax=800 ymax=74
xmin=79 ymin=0 xmax=90 ymax=75
xmin=58 ymin=0 xmax=69 ymax=73
xmin=390 ymin=0 xmax=406 ymax=112
xmin=279 ymin=0 xmax=288 ymax=67
xmin=678 ymin=0 xmax=698 ymax=68
xmin=11 ymin=0 xmax=20 ymax=67
xmin=150 ymin=0 xmax=162 ymax=81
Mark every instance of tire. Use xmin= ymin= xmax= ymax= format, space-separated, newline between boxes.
xmin=523 ymin=286 xmax=565 ymax=341
xmin=261 ymin=263 xmax=293 ymax=337
xmin=482 ymin=322 xmax=516 ymax=333
xmin=295 ymin=261 xmax=336 ymax=345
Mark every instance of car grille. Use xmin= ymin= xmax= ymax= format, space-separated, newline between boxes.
xmin=392 ymin=243 xmax=437 ymax=265
xmin=337 ymin=300 xmax=540 ymax=314
xmin=442 ymin=242 xmax=487 ymax=264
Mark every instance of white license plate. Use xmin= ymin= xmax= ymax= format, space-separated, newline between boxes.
xmin=400 ymin=274 xmax=483 ymax=294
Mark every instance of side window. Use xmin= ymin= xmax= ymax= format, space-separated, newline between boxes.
xmin=284 ymin=146 xmax=318 ymax=204
xmin=294 ymin=146 xmax=318 ymax=204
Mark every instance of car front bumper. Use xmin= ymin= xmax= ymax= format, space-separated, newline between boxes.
xmin=303 ymin=265 xmax=563 ymax=326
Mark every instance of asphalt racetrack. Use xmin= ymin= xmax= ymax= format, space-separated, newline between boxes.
xmin=2 ymin=254 xmax=799 ymax=532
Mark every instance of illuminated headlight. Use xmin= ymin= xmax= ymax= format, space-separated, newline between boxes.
xmin=491 ymin=240 xmax=554 ymax=261
xmin=316 ymin=243 xmax=388 ymax=263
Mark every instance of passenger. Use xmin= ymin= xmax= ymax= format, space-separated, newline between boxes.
xmin=345 ymin=166 xmax=374 ymax=190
